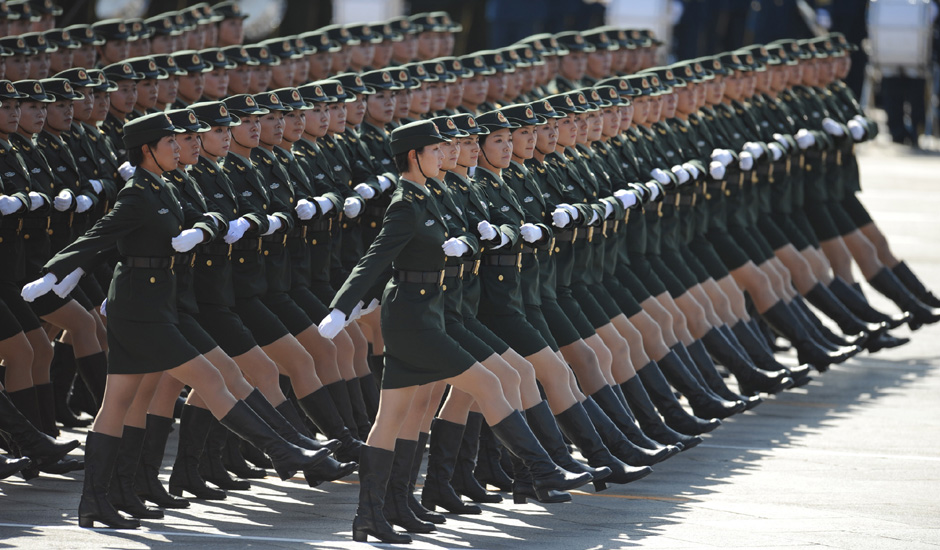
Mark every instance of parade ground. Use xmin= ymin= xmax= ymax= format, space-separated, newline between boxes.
xmin=1 ymin=139 xmax=939 ymax=549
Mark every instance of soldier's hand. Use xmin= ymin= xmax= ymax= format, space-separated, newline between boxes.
xmin=711 ymin=148 xmax=733 ymax=166
xmin=99 ymin=298 xmax=107 ymax=317
xmin=477 ymin=220 xmax=497 ymax=241
xmin=343 ymin=197 xmax=363 ymax=218
xmin=172 ymin=229 xmax=204 ymax=253
xmin=89 ymin=179 xmax=103 ymax=194
xmin=709 ymin=160 xmax=726 ymax=180
xmin=772 ymin=133 xmax=790 ymax=150
xmin=739 ymin=152 xmax=754 ymax=171
xmin=552 ymin=207 xmax=572 ymax=228
xmin=795 ymin=129 xmax=816 ymax=149
xmin=75 ymin=195 xmax=93 ymax=213
xmin=614 ymin=189 xmax=638 ymax=209
xmin=354 ymin=183 xmax=376 ymax=200
xmin=21 ymin=273 xmax=57 ymax=302
xmin=442 ymin=237 xmax=470 ymax=257
xmin=313 ymin=196 xmax=334 ymax=214
xmin=295 ymin=199 xmax=315 ymax=220
xmin=847 ymin=119 xmax=866 ymax=141
xmin=224 ymin=217 xmax=250 ymax=244
xmin=671 ymin=165 xmax=690 ymax=185
xmin=317 ymin=309 xmax=346 ymax=340
xmin=349 ymin=301 xmax=364 ymax=322
xmin=650 ymin=168 xmax=671 ymax=185
xmin=261 ymin=215 xmax=282 ymax=236
xmin=28 ymin=192 xmax=45 ymax=211
xmin=52 ymin=268 xmax=84 ymax=298
xmin=742 ymin=142 xmax=763 ymax=159
xmin=0 ymin=195 xmax=24 ymax=216
xmin=645 ymin=181 xmax=663 ymax=202
xmin=768 ymin=143 xmax=785 ymax=161
xmin=681 ymin=162 xmax=700 ymax=180
xmin=118 ymin=161 xmax=136 ymax=182
xmin=520 ymin=223 xmax=542 ymax=243
xmin=53 ymin=190 xmax=73 ymax=212
xmin=362 ymin=298 xmax=380 ymax=316
xmin=376 ymin=175 xmax=393 ymax=192
xmin=822 ymin=117 xmax=845 ymax=137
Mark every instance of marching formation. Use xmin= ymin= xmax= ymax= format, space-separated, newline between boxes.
xmin=1 ymin=1 xmax=939 ymax=545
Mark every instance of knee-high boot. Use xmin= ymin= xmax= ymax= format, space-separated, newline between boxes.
xmin=635 ymin=360 xmax=722 ymax=435
xmin=345 ymin=379 xmax=373 ymax=440
xmin=660 ymin=348 xmax=744 ymax=419
xmin=108 ymin=426 xmax=164 ymax=519
xmin=0 ymin=454 xmax=30 ymax=479
xmin=168 ymin=405 xmax=226 ymax=500
xmin=588 ymin=388 xmax=680 ymax=464
xmin=619 ymin=375 xmax=702 ymax=450
xmin=760 ymin=301 xmax=848 ymax=370
xmin=50 ymin=341 xmax=90 ymax=429
xmin=450 ymin=412 xmax=501 ymax=503
xmin=473 ymin=422 xmax=513 ymax=492
xmin=698 ymin=330 xmax=793 ymax=396
xmin=728 ymin=322 xmax=814 ymax=387
xmin=421 ymin=418 xmax=482 ymax=514
xmin=806 ymin=282 xmax=885 ymax=338
xmin=34 ymin=383 xmax=59 ymax=437
xmin=78 ymin=432 xmax=140 ymax=529
xmin=135 ymin=414 xmax=189 ymax=508
xmin=828 ymin=277 xmax=910 ymax=328
xmin=296 ymin=387 xmax=363 ymax=463
xmin=407 ymin=431 xmax=445 ymax=524
xmin=383 ymin=439 xmax=435 ymax=533
xmin=524 ymin=401 xmax=612 ymax=487
xmin=351 ymin=445 xmax=411 ymax=544
xmin=2 ymin=389 xmax=81 ymax=477
xmin=358 ymin=373 xmax=380 ymax=421
xmin=202 ymin=419 xmax=252 ymax=490
xmin=868 ymin=267 xmax=940 ymax=330
xmin=74 ymin=351 xmax=107 ymax=410
xmin=892 ymin=261 xmax=940 ymax=308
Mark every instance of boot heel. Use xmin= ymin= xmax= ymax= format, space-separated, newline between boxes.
xmin=352 ymin=528 xmax=368 ymax=542
xmin=513 ymin=491 xmax=529 ymax=504
xmin=275 ymin=467 xmax=297 ymax=481
xmin=78 ymin=516 xmax=94 ymax=528
xmin=593 ymin=480 xmax=607 ymax=492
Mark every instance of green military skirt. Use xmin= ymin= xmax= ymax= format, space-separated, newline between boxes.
xmin=841 ymin=194 xmax=873 ymax=227
xmin=601 ymin=278 xmax=643 ymax=317
xmin=0 ymin=298 xmax=23 ymax=341
xmin=193 ymin=303 xmax=258 ymax=358
xmin=107 ymin=318 xmax=201 ymax=375
xmin=178 ymin=312 xmax=219 ymax=356
xmin=0 ymin=282 xmax=42 ymax=333
xmin=541 ymin=296 xmax=584 ymax=348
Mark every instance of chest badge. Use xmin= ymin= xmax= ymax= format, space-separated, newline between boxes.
xmin=425 ymin=219 xmax=435 ymax=226
xmin=158 ymin=208 xmax=169 ymax=214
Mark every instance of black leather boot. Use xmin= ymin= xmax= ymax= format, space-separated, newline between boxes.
xmin=729 ymin=322 xmax=814 ymax=388
xmin=135 ymin=414 xmax=189 ymax=509
xmin=451 ymin=412 xmax=501 ymax=503
xmin=659 ymin=349 xmax=745 ymax=419
xmin=828 ymin=277 xmax=910 ymax=329
xmin=297 ymin=387 xmax=363 ymax=464
xmin=421 ymin=418 xmax=481 ymax=514
xmin=225 ymin=433 xmax=269 ymax=478
xmin=610 ymin=384 xmax=671 ymax=450
xmin=892 ymin=261 xmax=940 ymax=308
xmin=201 ymin=418 xmax=251 ymax=490
xmin=345 ymin=379 xmax=373 ymax=440
xmin=325 ymin=380 xmax=359 ymax=433
xmin=588 ymin=388 xmax=679 ymax=464
xmin=868 ymin=267 xmax=940 ymax=330
xmin=509 ymin=453 xmax=571 ymax=504
xmin=0 ymin=454 xmax=30 ymax=479
xmin=557 ymin=401 xmax=653 ymax=488
xmin=473 ymin=422 xmax=513 ymax=492
xmin=219 ymin=400 xmax=331 ymax=481
xmin=74 ymin=351 xmax=107 ymax=410
xmin=525 ymin=401 xmax=612 ymax=489
xmin=688 ymin=339 xmax=766 ymax=406
xmin=50 ymin=341 xmax=90 ymax=429
xmin=34 ymin=383 xmax=59 ymax=437
xmin=168 ymin=405 xmax=226 ymax=500
xmin=108 ymin=426 xmax=164 ymax=519
xmin=0 ymin=390 xmax=80 ymax=468
xmin=358 ymin=373 xmax=380 ymax=422
xmin=352 ymin=445 xmax=412 ymax=544
xmin=406 ymin=431 xmax=445 ymax=524
xmin=635 ymin=362 xmax=721 ymax=435
xmin=699 ymin=330 xmax=793 ymax=396
xmin=618 ymin=376 xmax=702 ymax=450
xmin=78 ymin=432 xmax=140 ymax=529
xmin=792 ymin=295 xmax=868 ymax=351
xmin=760 ymin=301 xmax=848 ymax=370
xmin=383 ymin=439 xmax=435 ymax=533
xmin=806 ymin=283 xmax=885 ymax=339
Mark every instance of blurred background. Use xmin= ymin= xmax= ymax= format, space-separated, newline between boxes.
xmin=36 ymin=0 xmax=940 ymax=147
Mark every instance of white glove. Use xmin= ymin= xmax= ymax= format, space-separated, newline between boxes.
xmin=681 ymin=162 xmax=700 ymax=180
xmin=552 ymin=207 xmax=572 ymax=228
xmin=348 ymin=301 xmax=364 ymax=322
xmin=0 ymin=195 xmax=23 ymax=215
xmin=442 ymin=237 xmax=470 ymax=257
xmin=742 ymin=142 xmax=764 ymax=159
xmin=614 ymin=189 xmax=638 ymax=209
xmin=822 ymin=117 xmax=845 ymax=137
xmin=795 ymin=129 xmax=816 ymax=149
xmin=362 ymin=298 xmax=380 ymax=315
xmin=21 ymin=273 xmax=57 ymax=302
xmin=262 ymin=215 xmax=282 ymax=236
xmin=28 ymin=192 xmax=45 ymax=211
xmin=739 ymin=151 xmax=754 ymax=171
xmin=172 ymin=228 xmax=203 ymax=253
xmin=602 ymin=200 xmax=614 ymax=219
xmin=354 ymin=183 xmax=376 ymax=200
xmin=75 ymin=195 xmax=93 ymax=213
xmin=52 ymin=267 xmax=84 ymax=298
xmin=559 ymin=203 xmax=579 ymax=221
xmin=650 ymin=168 xmax=671 ymax=185
xmin=520 ymin=223 xmax=542 ymax=243
xmin=847 ymin=119 xmax=866 ymax=141
xmin=671 ymin=165 xmax=690 ymax=185
xmin=709 ymin=160 xmax=726 ymax=180
xmin=477 ymin=220 xmax=497 ymax=241
xmin=224 ymin=217 xmax=250 ymax=244
xmin=53 ymin=190 xmax=73 ymax=211
xmin=99 ymin=298 xmax=107 ymax=317
xmin=317 ymin=309 xmax=346 ymax=340
xmin=816 ymin=8 xmax=832 ymax=30
xmin=645 ymin=182 xmax=662 ymax=201
xmin=768 ymin=143 xmax=784 ymax=161
xmin=711 ymin=148 xmax=733 ymax=166
xmin=588 ymin=210 xmax=599 ymax=225
xmin=343 ymin=197 xmax=362 ymax=218
xmin=295 ymin=199 xmax=315 ymax=220
xmin=852 ymin=115 xmax=872 ymax=132
xmin=773 ymin=133 xmax=790 ymax=151
xmin=118 ymin=161 xmax=136 ymax=182
xmin=376 ymin=175 xmax=392 ymax=192
xmin=89 ymin=179 xmax=103 ymax=194
xmin=313 ymin=196 xmax=334 ymax=214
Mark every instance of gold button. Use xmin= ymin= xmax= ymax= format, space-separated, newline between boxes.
xmin=0 ymin=237 xmax=2 ymax=243
xmin=498 ymin=274 xmax=504 ymax=281
xmin=149 ymin=277 xmax=156 ymax=283
xmin=370 ymin=221 xmax=376 ymax=228
xmin=47 ymin=229 xmax=53 ymax=235
xmin=239 ymin=257 xmax=245 ymax=263
xmin=420 ymin=289 xmax=426 ymax=295
xmin=311 ymin=239 xmax=317 ymax=245
xmin=178 ymin=225 xmax=182 ymax=231
xmin=263 ymin=204 xmax=267 ymax=210
xmin=555 ymin=247 xmax=560 ymax=253
xmin=541 ymin=211 xmax=545 ymax=216
xmin=263 ymin=250 xmax=269 ymax=256
xmin=289 ymin=197 xmax=294 ymax=203
xmin=23 ymin=233 xmax=29 ymax=240
xmin=342 ymin=223 xmax=348 ymax=229
xmin=206 ymin=260 xmax=212 ymax=266
xmin=442 ymin=284 xmax=447 ymax=291
xmin=233 ymin=208 xmax=237 ymax=214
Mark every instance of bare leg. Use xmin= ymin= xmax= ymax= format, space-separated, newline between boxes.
xmin=0 ymin=332 xmax=35 ymax=392
xmin=859 ymin=222 xmax=900 ymax=268
xmin=262 ymin=334 xmax=322 ymax=398
xmin=674 ymin=291 xmax=713 ymax=340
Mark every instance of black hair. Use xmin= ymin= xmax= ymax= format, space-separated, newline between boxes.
xmin=127 ymin=138 xmax=163 ymax=167
xmin=393 ymin=145 xmax=427 ymax=174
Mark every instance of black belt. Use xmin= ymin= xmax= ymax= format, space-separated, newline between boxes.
xmin=555 ymin=228 xmax=577 ymax=242
xmin=307 ymin=218 xmax=332 ymax=232
xmin=574 ymin=227 xmax=595 ymax=241
xmin=677 ymin=194 xmax=696 ymax=207
xmin=521 ymin=245 xmax=537 ymax=254
xmin=444 ymin=265 xmax=463 ymax=279
xmin=482 ymin=253 xmax=521 ymax=267
xmin=363 ymin=205 xmax=386 ymax=218
xmin=232 ymin=237 xmax=261 ymax=251
xmin=15 ymin=217 xmax=51 ymax=230
xmin=198 ymin=243 xmax=232 ymax=257
xmin=462 ymin=260 xmax=481 ymax=277
xmin=393 ymin=269 xmax=444 ymax=285
xmin=175 ymin=252 xmax=195 ymax=268
xmin=124 ymin=256 xmax=174 ymax=269
xmin=288 ymin=226 xmax=308 ymax=240
xmin=261 ymin=234 xmax=287 ymax=245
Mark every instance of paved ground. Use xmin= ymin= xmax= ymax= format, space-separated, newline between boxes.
xmin=2 ymin=139 xmax=940 ymax=549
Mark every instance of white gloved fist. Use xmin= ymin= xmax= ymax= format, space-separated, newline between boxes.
xmin=650 ymin=168 xmax=671 ymax=185
xmin=75 ymin=195 xmax=93 ymax=213
xmin=742 ymin=142 xmax=764 ymax=159
xmin=262 ymin=215 xmax=282 ymax=236
xmin=602 ymin=200 xmax=614 ymax=219
xmin=795 ymin=128 xmax=816 ymax=149
xmin=442 ymin=237 xmax=470 ymax=257
xmin=99 ymin=298 xmax=107 ymax=317
xmin=118 ymin=161 xmax=136 ymax=182
xmin=317 ymin=308 xmax=346 ymax=340
xmin=0 ymin=195 xmax=23 ymax=215
xmin=671 ymin=165 xmax=690 ymax=185
xmin=376 ymin=175 xmax=392 ymax=192
xmin=172 ymin=228 xmax=203 ymax=253
xmin=551 ymin=207 xmax=572 ymax=228
xmin=477 ymin=220 xmax=497 ymax=241
xmin=822 ymin=117 xmax=845 ymax=136
xmin=772 ymin=133 xmax=790 ymax=151
xmin=646 ymin=182 xmax=662 ymax=201
xmin=343 ymin=197 xmax=362 ymax=218
xmin=21 ymin=273 xmax=57 ymax=302
xmin=89 ymin=179 xmax=103 ymax=194
xmin=520 ymin=223 xmax=542 ymax=243
xmin=28 ymin=191 xmax=45 ymax=211
xmin=362 ymin=298 xmax=379 ymax=316
xmin=295 ymin=199 xmax=315 ymax=220
xmin=348 ymin=301 xmax=364 ymax=322
xmin=681 ymin=162 xmax=700 ymax=179
xmin=847 ymin=119 xmax=866 ymax=141
xmin=314 ymin=196 xmax=334 ymax=214
xmin=224 ymin=217 xmax=250 ymax=244
xmin=614 ymin=189 xmax=637 ymax=209
xmin=709 ymin=160 xmax=726 ymax=180
xmin=53 ymin=190 xmax=73 ymax=212
xmin=52 ymin=267 xmax=84 ymax=298
xmin=711 ymin=148 xmax=733 ymax=166
xmin=588 ymin=210 xmax=600 ymax=225
xmin=739 ymin=151 xmax=754 ymax=171
xmin=353 ymin=183 xmax=376 ymax=200
xmin=768 ymin=142 xmax=784 ymax=161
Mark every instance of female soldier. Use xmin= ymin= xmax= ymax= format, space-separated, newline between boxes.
xmin=21 ymin=111 xmax=331 ymax=529
xmin=317 ymin=119 xmax=592 ymax=544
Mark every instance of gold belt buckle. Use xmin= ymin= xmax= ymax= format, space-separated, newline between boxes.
xmin=437 ymin=269 xmax=445 ymax=287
